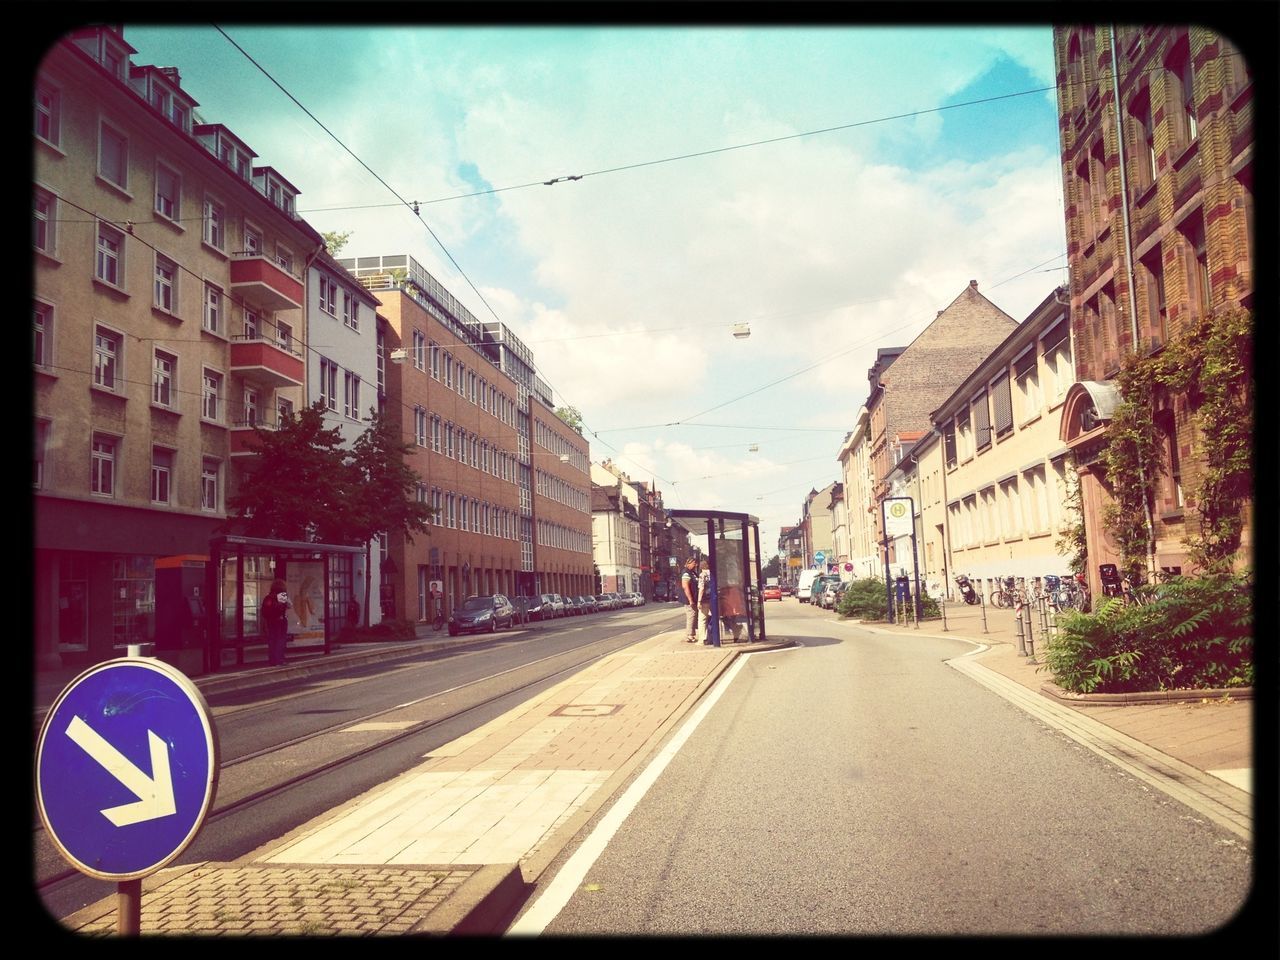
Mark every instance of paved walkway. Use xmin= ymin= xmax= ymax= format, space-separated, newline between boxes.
xmin=48 ymin=604 xmax=1254 ymax=936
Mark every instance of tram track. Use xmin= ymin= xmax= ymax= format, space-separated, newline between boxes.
xmin=35 ymin=612 xmax=679 ymax=907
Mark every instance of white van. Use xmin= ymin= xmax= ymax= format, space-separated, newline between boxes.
xmin=797 ymin=569 xmax=821 ymax=603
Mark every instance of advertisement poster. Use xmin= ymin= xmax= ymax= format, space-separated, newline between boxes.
xmin=285 ymin=561 xmax=325 ymax=647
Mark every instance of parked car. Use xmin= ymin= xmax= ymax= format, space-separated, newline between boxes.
xmin=521 ymin=595 xmax=547 ymax=621
xmin=448 ymin=594 xmax=515 ymax=635
xmin=563 ymin=596 xmax=581 ymax=616
xmin=812 ymin=575 xmax=842 ymax=609
xmin=541 ymin=593 xmax=565 ymax=618
xmin=576 ymin=595 xmax=597 ymax=614
xmin=626 ymin=592 xmax=643 ymax=607
xmin=763 ymin=584 xmax=782 ymax=601
xmin=781 ymin=584 xmax=794 ymax=597
xmin=797 ymin=569 xmax=821 ymax=603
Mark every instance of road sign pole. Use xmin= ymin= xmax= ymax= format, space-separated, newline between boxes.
xmin=118 ymin=878 xmax=141 ymax=936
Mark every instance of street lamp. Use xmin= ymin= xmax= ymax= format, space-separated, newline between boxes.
xmin=731 ymin=322 xmax=750 ymax=340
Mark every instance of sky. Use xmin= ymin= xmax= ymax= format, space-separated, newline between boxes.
xmin=112 ymin=21 xmax=1068 ymax=557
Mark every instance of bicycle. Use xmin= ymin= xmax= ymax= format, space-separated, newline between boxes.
xmin=991 ymin=578 xmax=1017 ymax=608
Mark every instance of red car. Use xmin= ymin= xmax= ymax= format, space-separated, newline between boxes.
xmin=763 ymin=585 xmax=782 ymax=601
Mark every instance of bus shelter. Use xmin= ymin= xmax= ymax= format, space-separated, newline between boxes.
xmin=668 ymin=510 xmax=766 ymax=646
xmin=205 ymin=535 xmax=364 ymax=671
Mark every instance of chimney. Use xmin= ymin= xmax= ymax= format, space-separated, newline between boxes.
xmin=969 ymin=279 xmax=978 ymax=288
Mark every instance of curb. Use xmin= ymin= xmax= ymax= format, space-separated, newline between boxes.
xmin=410 ymin=864 xmax=527 ymax=936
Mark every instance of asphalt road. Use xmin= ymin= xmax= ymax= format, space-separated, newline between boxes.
xmin=532 ymin=605 xmax=1253 ymax=936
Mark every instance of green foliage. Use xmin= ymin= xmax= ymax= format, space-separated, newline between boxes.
xmin=1042 ymin=570 xmax=1253 ymax=693
xmin=225 ymin=402 xmax=432 ymax=547
xmin=1055 ymin=466 xmax=1088 ymax=576
xmin=554 ymin=405 xmax=584 ymax=433
xmin=225 ymin=402 xmax=353 ymax=542
xmin=348 ymin=407 xmax=432 ymax=545
xmin=835 ymin=578 xmax=941 ymax=621
xmin=321 ymin=230 xmax=352 ymax=255
xmin=1098 ymin=308 xmax=1252 ymax=578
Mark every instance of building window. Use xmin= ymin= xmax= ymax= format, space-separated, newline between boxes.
xmin=444 ymin=353 xmax=453 ymax=388
xmin=275 ymin=244 xmax=293 ymax=273
xmin=201 ymin=458 xmax=220 ymax=511
xmin=276 ymin=320 xmax=293 ymax=352
xmin=991 ymin=371 xmax=1013 ymax=438
xmin=35 ymin=420 xmax=49 ymax=488
xmin=319 ymin=275 xmax=337 ymax=315
xmin=343 ymin=292 xmax=360 ymax=331
xmin=203 ymin=197 xmax=225 ymax=250
xmin=413 ymin=330 xmax=426 ymax=370
xmin=243 ymin=307 xmax=259 ymax=340
xmin=972 ymin=389 xmax=992 ymax=451
xmin=151 ymin=448 xmax=173 ymax=504
xmin=344 ymin=371 xmax=360 ymax=420
xmin=1179 ymin=210 xmax=1211 ymax=318
xmin=277 ymin=396 xmax=294 ymax=423
xmin=431 ymin=416 xmax=441 ymax=453
xmin=34 ymin=188 xmax=56 ymax=255
xmin=429 ymin=341 xmax=440 ymax=378
xmin=414 ymin=407 xmax=427 ymax=446
xmin=446 ymin=424 xmax=455 ymax=459
xmin=1013 ymin=348 xmax=1040 ymax=421
xmin=447 ymin=494 xmax=456 ymax=529
xmin=155 ymin=164 xmax=180 ymax=222
xmin=1128 ymin=88 xmax=1158 ymax=191
xmin=1156 ymin=409 xmax=1184 ymax=510
xmin=202 ymin=370 xmax=223 ymax=421
xmin=98 ymin=121 xmax=128 ymax=190
xmin=96 ymin=222 xmax=125 ymax=287
xmin=243 ymin=387 xmax=260 ymax=426
xmin=243 ymin=223 xmax=263 ymax=257
xmin=91 ymin=434 xmax=117 ymax=496
xmin=1140 ymin=247 xmax=1167 ymax=347
xmin=203 ymin=283 xmax=223 ymax=335
xmin=153 ymin=349 xmax=176 ymax=408
xmin=1167 ymin=34 xmax=1198 ymax=148
xmin=154 ymin=254 xmax=177 ymax=313
xmin=93 ymin=325 xmax=121 ymax=391
xmin=34 ymin=301 xmax=52 ymax=368
xmin=35 ymin=81 xmax=60 ymax=147
xmin=320 ymin=358 xmax=337 ymax=411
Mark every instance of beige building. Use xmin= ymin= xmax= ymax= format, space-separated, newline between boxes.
xmin=931 ymin=288 xmax=1078 ymax=601
xmin=836 ymin=405 xmax=879 ymax=578
xmin=34 ymin=27 xmax=323 ymax=669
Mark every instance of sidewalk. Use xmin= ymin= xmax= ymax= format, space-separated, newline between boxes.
xmin=46 ymin=605 xmax=1253 ymax=936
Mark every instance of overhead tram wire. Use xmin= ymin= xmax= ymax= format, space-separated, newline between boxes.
xmin=292 ymin=47 xmax=1246 ymax=218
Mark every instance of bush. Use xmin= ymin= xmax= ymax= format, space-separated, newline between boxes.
xmin=836 ymin=579 xmax=940 ymax=621
xmin=1042 ymin=570 xmax=1253 ymax=693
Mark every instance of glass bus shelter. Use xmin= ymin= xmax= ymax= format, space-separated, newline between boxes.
xmin=668 ymin=509 xmax=766 ymax=646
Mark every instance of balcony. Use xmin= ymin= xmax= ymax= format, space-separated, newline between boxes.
xmin=229 ymin=407 xmax=283 ymax=457
xmin=229 ymin=334 xmax=304 ymax=388
xmin=229 ymin=253 xmax=303 ymax=311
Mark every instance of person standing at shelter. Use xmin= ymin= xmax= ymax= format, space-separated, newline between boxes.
xmin=681 ymin=557 xmax=699 ymax=642
xmin=261 ymin=579 xmax=290 ymax=667
xmin=697 ymin=558 xmax=713 ymax=643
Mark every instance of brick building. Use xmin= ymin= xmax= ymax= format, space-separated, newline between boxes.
xmin=1052 ymin=25 xmax=1254 ymax=591
xmin=865 ymin=282 xmax=1020 ymax=563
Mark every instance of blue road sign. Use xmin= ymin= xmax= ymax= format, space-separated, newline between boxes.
xmin=814 ymin=551 xmax=826 ymax=566
xmin=36 ymin=658 xmax=219 ymax=881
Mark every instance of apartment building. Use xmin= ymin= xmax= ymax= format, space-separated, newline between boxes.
xmin=865 ymin=283 xmax=1020 ymax=565
xmin=34 ymin=26 xmax=323 ymax=669
xmin=925 ymin=288 xmax=1077 ymax=599
xmin=341 ymin=253 xmax=592 ymax=611
xmin=591 ymin=479 xmax=641 ymax=595
xmin=802 ymin=483 xmax=837 ymax=571
xmin=836 ymin=406 xmax=880 ymax=578
xmin=532 ymin=394 xmax=594 ymax=598
xmin=361 ymin=267 xmax=524 ymax=620
xmin=1052 ymin=25 xmax=1253 ymax=592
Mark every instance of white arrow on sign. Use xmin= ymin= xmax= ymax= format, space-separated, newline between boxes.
xmin=65 ymin=715 xmax=177 ymax=827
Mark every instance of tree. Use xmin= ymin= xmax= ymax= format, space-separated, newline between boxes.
xmin=224 ymin=402 xmax=353 ymax=542
xmin=555 ymin=405 xmax=583 ymax=433
xmin=322 ymin=230 xmax=353 ymax=256
xmin=347 ymin=407 xmax=433 ymax=625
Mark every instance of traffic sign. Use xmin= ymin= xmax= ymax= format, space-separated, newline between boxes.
xmin=36 ymin=658 xmax=219 ymax=881
xmin=814 ymin=551 xmax=826 ymax=565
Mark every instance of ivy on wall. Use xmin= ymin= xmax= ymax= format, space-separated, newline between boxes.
xmin=1099 ymin=308 xmax=1253 ymax=580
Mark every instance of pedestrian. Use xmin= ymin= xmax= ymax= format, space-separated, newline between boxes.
xmin=261 ymin=579 xmax=290 ymax=667
xmin=346 ymin=596 xmax=360 ymax=630
xmin=697 ymin=558 xmax=713 ymax=643
xmin=681 ymin=557 xmax=699 ymax=642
